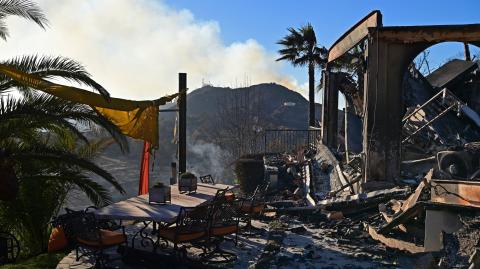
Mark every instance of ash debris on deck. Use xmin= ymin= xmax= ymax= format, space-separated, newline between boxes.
xmin=253 ymin=11 xmax=480 ymax=269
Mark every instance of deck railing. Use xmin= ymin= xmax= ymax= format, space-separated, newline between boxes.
xmin=263 ymin=129 xmax=321 ymax=154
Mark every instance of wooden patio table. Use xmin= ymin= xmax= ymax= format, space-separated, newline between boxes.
xmin=94 ymin=183 xmax=235 ymax=252
xmin=95 ymin=183 xmax=234 ymax=223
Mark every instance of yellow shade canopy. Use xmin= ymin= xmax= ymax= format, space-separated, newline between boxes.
xmin=0 ymin=64 xmax=178 ymax=146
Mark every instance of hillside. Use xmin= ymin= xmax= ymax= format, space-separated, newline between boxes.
xmin=68 ymin=83 xmax=331 ymax=208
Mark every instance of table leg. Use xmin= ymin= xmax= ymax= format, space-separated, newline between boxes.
xmin=130 ymin=221 xmax=170 ymax=253
xmin=131 ymin=221 xmax=156 ymax=252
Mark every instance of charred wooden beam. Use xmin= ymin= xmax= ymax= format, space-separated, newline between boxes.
xmin=362 ymin=37 xmax=409 ymax=183
xmin=328 ymin=10 xmax=382 ymax=63
xmin=376 ymin=24 xmax=480 ymax=44
xmin=178 ymin=73 xmax=187 ymax=174
xmin=321 ymin=70 xmax=339 ymax=149
xmin=464 ymin=42 xmax=471 ymax=61
xmin=367 ymin=225 xmax=426 ymax=254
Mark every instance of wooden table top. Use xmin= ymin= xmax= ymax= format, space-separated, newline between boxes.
xmin=94 ymin=183 xmax=234 ymax=223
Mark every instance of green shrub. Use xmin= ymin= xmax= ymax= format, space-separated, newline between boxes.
xmin=234 ymin=158 xmax=265 ymax=194
xmin=0 ymin=252 xmax=66 ymax=269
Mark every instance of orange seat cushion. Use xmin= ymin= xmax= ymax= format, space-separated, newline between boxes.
xmin=77 ymin=229 xmax=126 ymax=247
xmin=210 ymin=225 xmax=238 ymax=236
xmin=158 ymin=227 xmax=205 ymax=243
xmin=48 ymin=227 xmax=68 ymax=253
xmin=239 ymin=203 xmax=265 ymax=213
xmin=225 ymin=193 xmax=235 ymax=201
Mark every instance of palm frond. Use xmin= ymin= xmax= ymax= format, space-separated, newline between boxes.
xmin=293 ymin=55 xmax=310 ymax=67
xmin=0 ymin=55 xmax=109 ymax=97
xmin=277 ymin=22 xmax=326 ymax=68
xmin=12 ymin=145 xmax=125 ymax=195
xmin=67 ymin=173 xmax=113 ymax=206
xmin=22 ymin=173 xmax=112 ymax=206
xmin=0 ymin=95 xmax=89 ymax=143
xmin=0 ymin=94 xmax=128 ymax=152
xmin=0 ymin=0 xmax=47 ymax=40
xmin=0 ymin=15 xmax=8 ymax=40
xmin=77 ymin=138 xmax=115 ymax=159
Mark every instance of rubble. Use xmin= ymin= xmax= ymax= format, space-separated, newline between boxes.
xmin=317 ymin=11 xmax=480 ymax=266
xmin=255 ymin=11 xmax=480 ymax=268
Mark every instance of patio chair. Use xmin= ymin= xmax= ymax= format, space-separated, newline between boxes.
xmin=199 ymin=174 xmax=215 ymax=184
xmin=59 ymin=208 xmax=127 ymax=268
xmin=236 ymin=182 xmax=269 ymax=235
xmin=157 ymin=205 xmax=211 ymax=259
xmin=202 ymin=199 xmax=240 ymax=263
xmin=0 ymin=231 xmax=19 ymax=265
xmin=84 ymin=206 xmax=123 ymax=232
xmin=211 ymin=188 xmax=236 ymax=205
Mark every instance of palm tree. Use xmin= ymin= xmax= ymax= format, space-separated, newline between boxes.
xmin=277 ymin=23 xmax=327 ymax=127
xmin=0 ymin=55 xmax=125 ymax=199
xmin=0 ymin=0 xmax=130 ymax=255
xmin=0 ymin=0 xmax=121 ymax=201
xmin=0 ymin=93 xmax=128 ymax=254
xmin=0 ymin=95 xmax=126 ymax=253
xmin=0 ymin=93 xmax=128 ymax=200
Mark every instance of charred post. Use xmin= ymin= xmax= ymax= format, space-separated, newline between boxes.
xmin=321 ymin=70 xmax=339 ymax=149
xmin=178 ymin=73 xmax=187 ymax=174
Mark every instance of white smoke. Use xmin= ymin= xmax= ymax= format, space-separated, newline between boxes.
xmin=0 ymin=0 xmax=302 ymax=100
xmin=187 ymin=141 xmax=233 ymax=184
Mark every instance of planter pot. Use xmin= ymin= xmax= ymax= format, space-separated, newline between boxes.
xmin=178 ymin=176 xmax=197 ymax=193
xmin=149 ymin=186 xmax=171 ymax=204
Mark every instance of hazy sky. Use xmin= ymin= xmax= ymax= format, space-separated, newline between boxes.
xmin=2 ymin=0 xmax=479 ymax=105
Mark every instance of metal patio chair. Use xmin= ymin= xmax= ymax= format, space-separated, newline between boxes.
xmin=199 ymin=174 xmax=215 ymax=184
xmin=236 ymin=182 xmax=269 ymax=235
xmin=202 ymin=198 xmax=241 ymax=263
xmin=211 ymin=187 xmax=236 ymax=205
xmin=157 ymin=205 xmax=211 ymax=259
xmin=0 ymin=231 xmax=19 ymax=265
xmin=57 ymin=208 xmax=127 ymax=268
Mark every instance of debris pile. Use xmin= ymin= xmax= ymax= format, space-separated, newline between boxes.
xmin=250 ymin=11 xmax=480 ymax=268
xmin=262 ymin=44 xmax=480 ymax=269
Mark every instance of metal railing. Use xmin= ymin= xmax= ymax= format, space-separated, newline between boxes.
xmin=402 ymin=88 xmax=463 ymax=144
xmin=264 ymin=129 xmax=321 ymax=154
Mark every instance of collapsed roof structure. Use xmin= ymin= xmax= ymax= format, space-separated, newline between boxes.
xmin=300 ymin=11 xmax=480 ymax=262
xmin=320 ymin=10 xmax=480 ymax=191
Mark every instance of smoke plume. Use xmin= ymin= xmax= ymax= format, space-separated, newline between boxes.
xmin=1 ymin=0 xmax=301 ymax=100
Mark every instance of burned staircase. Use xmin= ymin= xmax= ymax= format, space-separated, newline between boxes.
xmin=402 ymin=88 xmax=463 ymax=145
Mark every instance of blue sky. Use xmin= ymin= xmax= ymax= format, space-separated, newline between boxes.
xmin=164 ymin=0 xmax=480 ymax=83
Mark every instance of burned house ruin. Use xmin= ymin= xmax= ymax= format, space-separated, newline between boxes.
xmin=321 ymin=10 xmax=480 ymax=190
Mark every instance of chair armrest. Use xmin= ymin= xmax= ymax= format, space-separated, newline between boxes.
xmin=84 ymin=206 xmax=98 ymax=213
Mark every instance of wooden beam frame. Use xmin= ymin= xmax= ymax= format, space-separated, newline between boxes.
xmin=377 ymin=24 xmax=480 ymax=44
xmin=367 ymin=225 xmax=425 ymax=254
xmin=327 ymin=10 xmax=382 ymax=63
